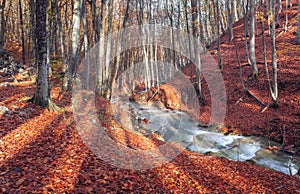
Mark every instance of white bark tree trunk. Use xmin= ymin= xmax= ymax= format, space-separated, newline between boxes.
xmin=63 ymin=0 xmax=82 ymax=91
xmin=249 ymin=0 xmax=258 ymax=77
xmin=270 ymin=0 xmax=278 ymax=106
xmin=231 ymin=0 xmax=238 ymax=22
xmin=278 ymin=0 xmax=282 ymax=13
xmin=82 ymin=0 xmax=90 ymax=89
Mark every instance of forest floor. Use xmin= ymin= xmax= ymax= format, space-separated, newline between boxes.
xmin=0 ymin=4 xmax=300 ymax=194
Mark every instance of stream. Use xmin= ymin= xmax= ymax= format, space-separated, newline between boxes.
xmin=111 ymin=99 xmax=300 ymax=176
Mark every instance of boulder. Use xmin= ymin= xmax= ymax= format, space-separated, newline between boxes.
xmin=129 ymin=73 xmax=199 ymax=119
xmin=18 ymin=67 xmax=36 ymax=78
xmin=0 ymin=106 xmax=11 ymax=115
xmin=0 ymin=51 xmax=27 ymax=80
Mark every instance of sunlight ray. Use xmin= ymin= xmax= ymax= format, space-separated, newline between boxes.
xmin=0 ymin=110 xmax=56 ymax=165
xmin=40 ymin=138 xmax=88 ymax=192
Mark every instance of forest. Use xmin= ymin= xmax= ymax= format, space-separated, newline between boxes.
xmin=0 ymin=0 xmax=300 ymax=192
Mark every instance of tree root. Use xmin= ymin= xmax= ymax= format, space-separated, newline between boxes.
xmin=48 ymin=99 xmax=62 ymax=112
xmin=28 ymin=95 xmax=61 ymax=112
xmin=246 ymin=89 xmax=265 ymax=106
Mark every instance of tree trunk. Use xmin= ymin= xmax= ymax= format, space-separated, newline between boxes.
xmin=284 ymin=0 xmax=289 ymax=31
xmin=113 ymin=0 xmax=130 ymax=83
xmin=184 ymin=0 xmax=193 ymax=82
xmin=191 ymin=0 xmax=198 ymax=38
xmin=288 ymin=0 xmax=292 ymax=7
xmin=244 ymin=0 xmax=249 ymax=37
xmin=30 ymin=0 xmax=37 ymax=64
xmin=231 ymin=0 xmax=238 ymax=22
xmin=34 ymin=0 xmax=50 ymax=108
xmin=19 ymin=0 xmax=26 ymax=65
xmin=103 ymin=0 xmax=113 ymax=99
xmin=261 ymin=3 xmax=274 ymax=106
xmin=249 ymin=0 xmax=258 ymax=77
xmin=219 ymin=3 xmax=226 ymax=34
xmin=46 ymin=4 xmax=50 ymax=74
xmin=197 ymin=1 xmax=205 ymax=45
xmin=96 ymin=0 xmax=107 ymax=95
xmin=298 ymin=0 xmax=300 ymax=43
xmin=226 ymin=0 xmax=234 ymax=41
xmin=191 ymin=0 xmax=203 ymax=97
xmin=91 ymin=0 xmax=100 ymax=42
xmin=0 ymin=0 xmax=6 ymax=49
xmin=166 ymin=0 xmax=176 ymax=67
xmin=276 ymin=0 xmax=282 ymax=27
xmin=270 ymin=0 xmax=278 ymax=106
xmin=216 ymin=0 xmax=222 ymax=69
xmin=54 ymin=0 xmax=66 ymax=64
xmin=278 ymin=0 xmax=282 ymax=13
xmin=82 ymin=0 xmax=90 ymax=89
xmin=63 ymin=0 xmax=82 ymax=91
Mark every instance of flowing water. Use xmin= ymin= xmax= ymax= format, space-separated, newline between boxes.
xmin=112 ymin=99 xmax=300 ymax=176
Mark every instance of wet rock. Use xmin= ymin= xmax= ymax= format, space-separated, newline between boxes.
xmin=0 ymin=106 xmax=11 ymax=115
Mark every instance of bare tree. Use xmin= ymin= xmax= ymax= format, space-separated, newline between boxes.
xmin=19 ymin=0 xmax=26 ymax=64
xmin=244 ymin=0 xmax=250 ymax=37
xmin=29 ymin=0 xmax=37 ymax=63
xmin=96 ymin=0 xmax=107 ymax=96
xmin=113 ymin=0 xmax=130 ymax=83
xmin=298 ymin=0 xmax=300 ymax=43
xmin=284 ymin=0 xmax=289 ymax=32
xmin=231 ymin=0 xmax=238 ymax=22
xmin=191 ymin=0 xmax=203 ymax=97
xmin=0 ymin=0 xmax=6 ymax=49
xmin=103 ymin=0 xmax=114 ymax=99
xmin=183 ymin=0 xmax=193 ymax=81
xmin=288 ymin=0 xmax=292 ymax=7
xmin=54 ymin=0 xmax=66 ymax=65
xmin=270 ymin=0 xmax=278 ymax=106
xmin=249 ymin=0 xmax=258 ymax=77
xmin=82 ymin=0 xmax=90 ymax=89
xmin=260 ymin=1 xmax=273 ymax=108
xmin=215 ymin=0 xmax=222 ymax=69
xmin=63 ymin=0 xmax=83 ymax=91
xmin=278 ymin=0 xmax=282 ymax=13
xmin=33 ymin=0 xmax=51 ymax=107
xmin=226 ymin=0 xmax=234 ymax=41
